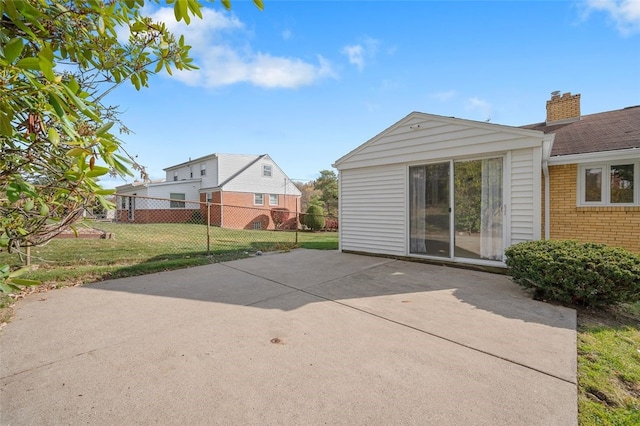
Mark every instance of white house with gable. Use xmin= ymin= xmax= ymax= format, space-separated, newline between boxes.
xmin=116 ymin=153 xmax=301 ymax=229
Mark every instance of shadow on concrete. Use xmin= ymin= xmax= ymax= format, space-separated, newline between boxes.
xmin=85 ymin=249 xmax=574 ymax=332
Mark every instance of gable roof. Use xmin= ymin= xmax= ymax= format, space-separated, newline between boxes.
xmin=521 ymin=105 xmax=640 ymax=157
xmin=334 ymin=111 xmax=546 ymax=170
xmin=217 ymin=154 xmax=267 ymax=188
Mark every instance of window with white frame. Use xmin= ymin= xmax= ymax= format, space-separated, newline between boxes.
xmin=254 ymin=193 xmax=264 ymax=205
xmin=173 ymin=171 xmax=178 ymax=181
xmin=262 ymin=164 xmax=272 ymax=178
xmin=269 ymin=194 xmax=279 ymax=205
xmin=200 ymin=163 xmax=206 ymax=176
xmin=579 ymin=162 xmax=637 ymax=205
xmin=170 ymin=193 xmax=186 ymax=208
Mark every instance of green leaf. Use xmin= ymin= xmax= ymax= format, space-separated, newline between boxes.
xmin=222 ymin=0 xmax=231 ymax=10
xmin=39 ymin=203 xmax=50 ymax=216
xmin=63 ymin=170 xmax=81 ymax=181
xmin=16 ymin=57 xmax=40 ymax=70
xmin=130 ymin=21 xmax=146 ymax=32
xmin=10 ymin=278 xmax=41 ymax=287
xmin=6 ymin=182 xmax=20 ymax=202
xmin=253 ymin=0 xmax=264 ymax=11
xmin=67 ymin=147 xmax=89 ymax=157
xmin=95 ymin=189 xmax=116 ymax=196
xmin=4 ymin=37 xmax=24 ymax=63
xmin=0 ymin=282 xmax=17 ymax=294
xmin=67 ymin=77 xmax=80 ymax=94
xmin=175 ymin=0 xmax=190 ymax=24
xmin=86 ymin=166 xmax=110 ymax=178
xmin=0 ymin=233 xmax=9 ymax=248
xmin=48 ymin=127 xmax=60 ymax=145
xmin=0 ymin=110 xmax=13 ymax=136
xmin=95 ymin=121 xmax=114 ymax=136
xmin=48 ymin=93 xmax=66 ymax=118
xmin=97 ymin=16 xmax=105 ymax=35
xmin=24 ymin=199 xmax=34 ymax=212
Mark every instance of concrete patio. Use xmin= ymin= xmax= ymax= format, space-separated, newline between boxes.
xmin=0 ymin=249 xmax=577 ymax=425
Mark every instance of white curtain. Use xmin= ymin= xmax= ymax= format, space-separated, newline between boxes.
xmin=480 ymin=158 xmax=503 ymax=260
xmin=410 ymin=166 xmax=426 ymax=253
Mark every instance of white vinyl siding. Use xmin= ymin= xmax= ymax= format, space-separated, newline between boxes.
xmin=339 ymin=165 xmax=406 ymax=255
xmin=335 ymin=112 xmax=546 ymax=264
xmin=223 ymin=157 xmax=301 ymax=196
xmin=510 ymin=148 xmax=539 ymax=244
xmin=336 ymin=116 xmax=543 ymax=170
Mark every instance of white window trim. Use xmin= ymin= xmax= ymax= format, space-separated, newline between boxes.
xmin=169 ymin=193 xmax=186 ymax=209
xmin=254 ymin=193 xmax=264 ymax=205
xmin=577 ymin=161 xmax=639 ymax=206
xmin=269 ymin=194 xmax=279 ymax=206
xmin=262 ymin=164 xmax=273 ymax=178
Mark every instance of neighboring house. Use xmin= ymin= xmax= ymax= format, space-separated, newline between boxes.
xmin=333 ymin=92 xmax=639 ymax=268
xmin=116 ymin=153 xmax=302 ymax=230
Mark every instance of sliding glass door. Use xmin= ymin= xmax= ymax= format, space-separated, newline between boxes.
xmin=409 ymin=157 xmax=504 ymax=262
xmin=409 ymin=163 xmax=450 ymax=257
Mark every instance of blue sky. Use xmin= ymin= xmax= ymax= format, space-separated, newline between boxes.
xmin=103 ymin=0 xmax=640 ymax=188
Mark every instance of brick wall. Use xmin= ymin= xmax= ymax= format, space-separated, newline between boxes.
xmin=544 ymin=164 xmax=640 ymax=253
xmin=117 ymin=191 xmax=301 ymax=230
xmin=546 ymin=92 xmax=580 ymax=124
xmin=197 ymin=191 xmax=300 ymax=230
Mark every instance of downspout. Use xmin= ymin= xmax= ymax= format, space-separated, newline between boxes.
xmin=542 ymin=134 xmax=555 ymax=240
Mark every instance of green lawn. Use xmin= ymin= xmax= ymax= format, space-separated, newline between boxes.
xmin=0 ymin=221 xmax=338 ymax=285
xmin=577 ymin=306 xmax=640 ymax=425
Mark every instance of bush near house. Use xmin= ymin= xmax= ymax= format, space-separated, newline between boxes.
xmin=505 ymin=240 xmax=640 ymax=307
xmin=303 ymin=205 xmax=326 ymax=231
xmin=270 ymin=208 xmax=290 ymax=229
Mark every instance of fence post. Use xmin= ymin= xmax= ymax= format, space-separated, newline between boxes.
xmin=295 ymin=202 xmax=299 ymax=245
xmin=206 ymin=201 xmax=211 ymax=256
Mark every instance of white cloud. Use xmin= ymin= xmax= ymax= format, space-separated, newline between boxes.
xmin=582 ymin=0 xmax=640 ymax=35
xmin=342 ymin=44 xmax=365 ymax=71
xmin=465 ymin=97 xmax=493 ymax=121
xmin=364 ymin=102 xmax=381 ymax=112
xmin=431 ymin=90 xmax=457 ymax=102
xmin=342 ymin=37 xmax=381 ymax=71
xmin=127 ymin=7 xmax=335 ymax=89
xmin=282 ymin=29 xmax=292 ymax=40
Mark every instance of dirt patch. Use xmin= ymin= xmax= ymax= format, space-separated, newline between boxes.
xmin=577 ymin=306 xmax=640 ymax=330
xmin=56 ymin=227 xmax=114 ymax=239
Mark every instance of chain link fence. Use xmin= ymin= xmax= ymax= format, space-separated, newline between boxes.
xmin=0 ymin=194 xmax=339 ymax=270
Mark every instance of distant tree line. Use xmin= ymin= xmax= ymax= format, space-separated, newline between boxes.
xmin=294 ymin=169 xmax=338 ymax=218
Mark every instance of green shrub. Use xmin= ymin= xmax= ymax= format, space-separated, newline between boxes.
xmin=303 ymin=205 xmax=325 ymax=231
xmin=504 ymin=240 xmax=640 ymax=307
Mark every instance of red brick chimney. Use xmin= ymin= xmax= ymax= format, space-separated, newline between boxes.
xmin=546 ymin=91 xmax=581 ymax=125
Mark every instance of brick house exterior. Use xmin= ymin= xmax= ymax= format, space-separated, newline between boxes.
xmin=524 ymin=92 xmax=640 ymax=253
xmin=116 ymin=153 xmax=302 ymax=230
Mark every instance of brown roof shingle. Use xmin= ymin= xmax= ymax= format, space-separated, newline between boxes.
xmin=521 ymin=105 xmax=640 ymax=157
